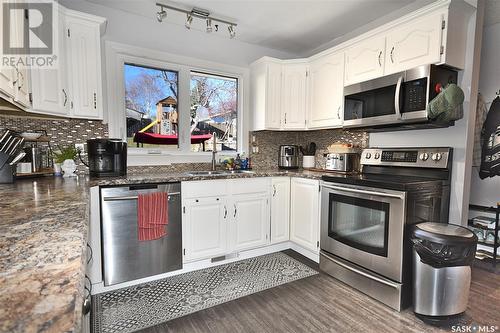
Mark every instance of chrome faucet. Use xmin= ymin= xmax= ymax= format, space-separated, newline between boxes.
xmin=211 ymin=131 xmax=217 ymax=171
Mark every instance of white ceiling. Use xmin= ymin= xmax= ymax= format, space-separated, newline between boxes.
xmin=86 ymin=0 xmax=418 ymax=55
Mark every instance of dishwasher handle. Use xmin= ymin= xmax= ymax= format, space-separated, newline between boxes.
xmin=103 ymin=192 xmax=181 ymax=201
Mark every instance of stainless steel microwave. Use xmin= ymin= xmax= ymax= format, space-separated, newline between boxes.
xmin=343 ymin=65 xmax=458 ymax=129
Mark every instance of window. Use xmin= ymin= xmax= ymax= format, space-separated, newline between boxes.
xmin=190 ymin=72 xmax=238 ymax=152
xmin=124 ymin=63 xmax=179 ymax=150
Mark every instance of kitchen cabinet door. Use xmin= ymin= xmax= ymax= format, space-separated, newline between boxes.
xmin=290 ymin=177 xmax=320 ymax=253
xmin=345 ymin=36 xmax=385 ymax=86
xmin=308 ymin=52 xmax=344 ymax=129
xmin=30 ymin=13 xmax=69 ymax=116
xmin=65 ymin=14 xmax=103 ymax=119
xmin=0 ymin=68 xmax=16 ymax=101
xmin=282 ymin=63 xmax=307 ymax=129
xmin=265 ymin=61 xmax=283 ymax=129
xmin=271 ymin=177 xmax=290 ymax=244
xmin=11 ymin=9 xmax=30 ymax=108
xmin=183 ymin=196 xmax=228 ymax=262
xmin=230 ymin=192 xmax=270 ymax=252
xmin=385 ymin=12 xmax=443 ymax=75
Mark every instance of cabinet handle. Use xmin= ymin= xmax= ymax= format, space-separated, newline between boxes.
xmin=233 ymin=204 xmax=237 ymax=218
xmin=62 ymin=89 xmax=68 ymax=106
xmin=390 ymin=47 xmax=395 ymax=63
xmin=284 ymin=113 xmax=287 ymax=124
xmin=224 ymin=205 xmax=227 ymax=219
xmin=337 ymin=106 xmax=341 ymax=119
xmin=93 ymin=92 xmax=97 ymax=109
xmin=272 ymin=185 xmax=276 ymax=197
xmin=378 ymin=51 xmax=382 ymax=67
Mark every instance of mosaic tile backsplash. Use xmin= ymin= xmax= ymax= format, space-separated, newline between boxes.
xmin=249 ymin=129 xmax=369 ymax=169
xmin=0 ymin=115 xmax=109 ymax=174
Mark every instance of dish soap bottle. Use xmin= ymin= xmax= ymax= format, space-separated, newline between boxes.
xmin=235 ymin=153 xmax=242 ymax=170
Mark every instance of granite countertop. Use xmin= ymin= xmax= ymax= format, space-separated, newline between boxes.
xmin=0 ymin=168 xmax=327 ymax=333
xmin=0 ymin=177 xmax=89 ymax=333
xmin=90 ymin=169 xmax=325 ymax=187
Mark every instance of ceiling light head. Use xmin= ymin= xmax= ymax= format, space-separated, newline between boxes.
xmin=206 ymin=18 xmax=212 ymax=33
xmin=228 ymin=25 xmax=236 ymax=39
xmin=157 ymin=8 xmax=167 ymax=23
xmin=185 ymin=13 xmax=193 ymax=29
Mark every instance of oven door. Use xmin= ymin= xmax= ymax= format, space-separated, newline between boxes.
xmin=320 ymin=182 xmax=406 ymax=282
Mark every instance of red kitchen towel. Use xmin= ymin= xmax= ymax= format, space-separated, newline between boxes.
xmin=137 ymin=192 xmax=169 ymax=241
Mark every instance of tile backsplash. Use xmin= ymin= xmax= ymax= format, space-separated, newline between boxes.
xmin=0 ymin=114 xmax=109 ymax=174
xmin=249 ymin=129 xmax=369 ymax=169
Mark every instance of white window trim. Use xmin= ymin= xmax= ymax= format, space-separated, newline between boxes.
xmin=104 ymin=41 xmax=249 ymax=166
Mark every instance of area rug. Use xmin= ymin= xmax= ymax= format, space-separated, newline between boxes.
xmin=92 ymin=252 xmax=318 ymax=333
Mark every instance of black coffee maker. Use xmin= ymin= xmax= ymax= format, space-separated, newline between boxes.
xmin=87 ymin=139 xmax=127 ymax=177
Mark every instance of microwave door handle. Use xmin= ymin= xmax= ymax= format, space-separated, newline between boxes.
xmin=394 ymin=75 xmax=403 ymax=119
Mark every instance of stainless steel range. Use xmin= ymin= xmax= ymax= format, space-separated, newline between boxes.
xmin=319 ymin=147 xmax=452 ymax=311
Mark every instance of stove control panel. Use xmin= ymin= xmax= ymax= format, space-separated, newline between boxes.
xmin=361 ymin=147 xmax=451 ymax=168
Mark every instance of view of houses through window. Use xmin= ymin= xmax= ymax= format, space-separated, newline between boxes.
xmin=124 ymin=63 xmax=238 ymax=152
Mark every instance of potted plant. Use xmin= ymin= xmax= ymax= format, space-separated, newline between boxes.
xmin=52 ymin=146 xmax=78 ymax=177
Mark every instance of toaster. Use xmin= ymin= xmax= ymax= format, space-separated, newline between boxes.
xmin=325 ymin=153 xmax=360 ymax=172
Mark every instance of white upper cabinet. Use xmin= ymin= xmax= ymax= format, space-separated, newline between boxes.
xmin=65 ymin=13 xmax=104 ymax=119
xmin=30 ymin=10 xmax=69 ymax=116
xmin=345 ymin=36 xmax=385 ymax=86
xmin=271 ymin=177 xmax=290 ymax=244
xmin=281 ymin=63 xmax=308 ymax=129
xmin=250 ymin=58 xmax=282 ymax=130
xmin=30 ymin=4 xmax=105 ymax=119
xmin=385 ymin=12 xmax=444 ymax=75
xmin=250 ymin=57 xmax=308 ymax=131
xmin=308 ymin=52 xmax=344 ymax=129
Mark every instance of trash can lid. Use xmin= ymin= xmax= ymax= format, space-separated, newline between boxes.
xmin=413 ymin=222 xmax=476 ymax=245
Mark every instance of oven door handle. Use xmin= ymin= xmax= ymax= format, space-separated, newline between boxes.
xmin=394 ymin=75 xmax=403 ymax=119
xmin=322 ymin=184 xmax=405 ymax=200
xmin=321 ymin=251 xmax=400 ymax=289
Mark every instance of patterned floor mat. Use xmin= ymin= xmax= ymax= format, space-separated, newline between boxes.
xmin=92 ymin=252 xmax=318 ymax=333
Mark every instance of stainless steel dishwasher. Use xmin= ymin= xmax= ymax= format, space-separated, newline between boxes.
xmin=100 ymin=182 xmax=182 ymax=286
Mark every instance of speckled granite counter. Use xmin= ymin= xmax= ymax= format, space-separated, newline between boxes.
xmin=89 ymin=169 xmax=325 ymax=187
xmin=0 ymin=169 xmax=328 ymax=333
xmin=0 ymin=177 xmax=89 ymax=333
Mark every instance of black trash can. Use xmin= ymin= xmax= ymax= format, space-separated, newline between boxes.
xmin=411 ymin=222 xmax=477 ymax=322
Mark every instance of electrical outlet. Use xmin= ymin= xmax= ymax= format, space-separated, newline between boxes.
xmin=75 ymin=143 xmax=86 ymax=154
xmin=251 ymin=135 xmax=256 ymax=143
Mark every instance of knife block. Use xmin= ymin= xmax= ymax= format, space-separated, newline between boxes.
xmin=0 ymin=152 xmax=14 ymax=184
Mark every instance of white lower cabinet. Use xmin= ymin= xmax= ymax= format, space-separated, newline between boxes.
xmin=270 ymin=177 xmax=290 ymax=244
xmin=230 ymin=192 xmax=269 ymax=252
xmin=183 ymin=196 xmax=228 ymax=262
xmin=182 ymin=178 xmax=270 ymax=262
xmin=290 ymin=177 xmax=320 ymax=253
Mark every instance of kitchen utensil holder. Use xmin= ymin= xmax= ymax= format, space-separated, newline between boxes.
xmin=0 ymin=152 xmax=14 ymax=184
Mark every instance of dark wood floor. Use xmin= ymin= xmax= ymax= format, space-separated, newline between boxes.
xmin=141 ymin=250 xmax=500 ymax=333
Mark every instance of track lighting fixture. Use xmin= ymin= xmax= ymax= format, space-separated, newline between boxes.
xmin=228 ymin=25 xmax=236 ymax=39
xmin=185 ymin=13 xmax=193 ymax=29
xmin=206 ymin=18 xmax=213 ymax=33
xmin=156 ymin=8 xmax=167 ymax=22
xmin=155 ymin=2 xmax=237 ymax=39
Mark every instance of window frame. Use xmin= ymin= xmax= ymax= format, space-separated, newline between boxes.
xmin=105 ymin=41 xmax=248 ymax=166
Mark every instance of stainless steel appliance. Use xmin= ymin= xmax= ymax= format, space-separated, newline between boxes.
xmin=279 ymin=145 xmax=299 ymax=169
xmin=101 ymin=182 xmax=182 ymax=286
xmin=87 ymin=138 xmax=127 ymax=177
xmin=325 ymin=153 xmax=360 ymax=172
xmin=320 ymin=147 xmax=453 ymax=311
xmin=412 ymin=223 xmax=477 ymax=321
xmin=343 ymin=65 xmax=458 ymax=129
